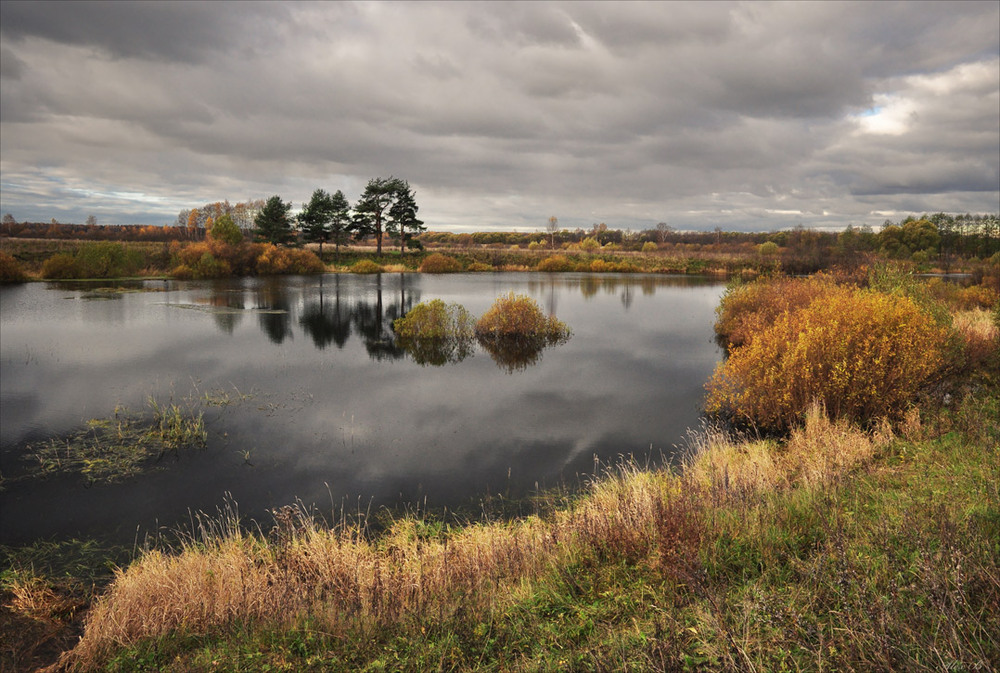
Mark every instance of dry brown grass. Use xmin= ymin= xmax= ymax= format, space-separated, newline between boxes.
xmin=686 ymin=402 xmax=889 ymax=499
xmin=60 ymin=404 xmax=892 ymax=671
xmin=951 ymin=308 xmax=999 ymax=368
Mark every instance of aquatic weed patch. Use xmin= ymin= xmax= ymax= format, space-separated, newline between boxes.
xmin=24 ymin=398 xmax=208 ymax=485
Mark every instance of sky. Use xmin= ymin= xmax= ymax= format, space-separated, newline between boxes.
xmin=1 ymin=1 xmax=998 ymax=233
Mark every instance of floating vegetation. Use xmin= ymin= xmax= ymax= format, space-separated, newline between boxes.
xmin=164 ymin=303 xmax=288 ymax=315
xmin=25 ymin=398 xmax=208 ymax=485
xmin=199 ymin=384 xmax=256 ymax=408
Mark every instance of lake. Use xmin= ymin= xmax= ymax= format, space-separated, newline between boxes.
xmin=0 ymin=273 xmax=725 ymax=546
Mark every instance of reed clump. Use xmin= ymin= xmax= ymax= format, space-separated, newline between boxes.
xmin=474 ymin=292 xmax=570 ymax=342
xmin=24 ymin=398 xmax=207 ymax=484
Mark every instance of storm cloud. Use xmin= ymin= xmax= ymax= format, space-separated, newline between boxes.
xmin=1 ymin=1 xmax=997 ymax=231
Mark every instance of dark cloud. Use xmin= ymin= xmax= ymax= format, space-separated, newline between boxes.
xmin=0 ymin=1 xmax=997 ymax=231
xmin=0 ymin=0 xmax=290 ymax=63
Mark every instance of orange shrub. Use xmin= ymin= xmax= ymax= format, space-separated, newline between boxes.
xmin=706 ymin=285 xmax=949 ymax=430
xmin=0 ymin=251 xmax=29 ymax=282
xmin=171 ymin=241 xmax=321 ymax=278
xmin=171 ymin=241 xmax=233 ymax=279
xmin=925 ymin=278 xmax=999 ymax=311
xmin=714 ymin=274 xmax=840 ymax=348
xmin=255 ymin=245 xmax=323 ymax=275
xmin=419 ymin=253 xmax=462 ymax=273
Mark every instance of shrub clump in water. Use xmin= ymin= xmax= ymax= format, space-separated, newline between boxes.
xmin=394 ymin=299 xmax=474 ymax=340
xmin=474 ymin=292 xmax=570 ymax=342
xmin=393 ymin=299 xmax=475 ymax=365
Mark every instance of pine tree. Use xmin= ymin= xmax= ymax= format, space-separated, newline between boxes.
xmin=254 ymin=195 xmax=294 ymax=245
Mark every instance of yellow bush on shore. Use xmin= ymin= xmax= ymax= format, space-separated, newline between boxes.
xmin=418 ymin=253 xmax=462 ymax=273
xmin=171 ymin=241 xmax=322 ymax=279
xmin=706 ymin=284 xmax=948 ymax=429
xmin=714 ymin=274 xmax=838 ymax=348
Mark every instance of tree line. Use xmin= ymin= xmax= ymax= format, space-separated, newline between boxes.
xmin=3 ymin=207 xmax=995 ymax=264
xmin=230 ymin=176 xmax=423 ymax=257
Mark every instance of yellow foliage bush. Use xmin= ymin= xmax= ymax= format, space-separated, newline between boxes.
xmin=537 ymin=254 xmax=573 ymax=272
xmin=714 ymin=274 xmax=839 ymax=348
xmin=419 ymin=253 xmax=462 ymax=273
xmin=706 ymin=285 xmax=948 ymax=430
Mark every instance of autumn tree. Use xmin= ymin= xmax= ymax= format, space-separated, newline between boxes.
xmin=209 ymin=214 xmax=243 ymax=246
xmin=386 ymin=182 xmax=424 ymax=254
xmin=547 ymin=216 xmax=558 ymax=249
xmin=352 ymin=176 xmax=406 ymax=254
xmin=254 ymin=195 xmax=295 ymax=245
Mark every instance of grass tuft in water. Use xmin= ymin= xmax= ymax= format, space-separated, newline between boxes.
xmin=25 ymin=397 xmax=208 ymax=484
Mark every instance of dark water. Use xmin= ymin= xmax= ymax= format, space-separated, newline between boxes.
xmin=0 ymin=273 xmax=724 ymax=545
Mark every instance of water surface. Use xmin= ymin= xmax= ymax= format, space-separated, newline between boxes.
xmin=0 ymin=273 xmax=724 ymax=544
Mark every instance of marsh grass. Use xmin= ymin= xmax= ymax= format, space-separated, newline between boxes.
xmin=25 ymin=397 xmax=207 ymax=484
xmin=0 ymin=539 xmax=130 ymax=672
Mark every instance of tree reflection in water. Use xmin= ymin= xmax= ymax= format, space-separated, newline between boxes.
xmin=299 ymin=275 xmax=352 ymax=349
xmin=201 ymin=274 xmax=573 ymax=371
xmin=475 ymin=333 xmax=570 ymax=373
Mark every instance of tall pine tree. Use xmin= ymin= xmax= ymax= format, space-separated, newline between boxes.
xmin=387 ymin=183 xmax=424 ymax=254
xmin=254 ymin=195 xmax=294 ymax=246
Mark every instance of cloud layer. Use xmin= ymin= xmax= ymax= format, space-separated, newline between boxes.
xmin=1 ymin=1 xmax=997 ymax=231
